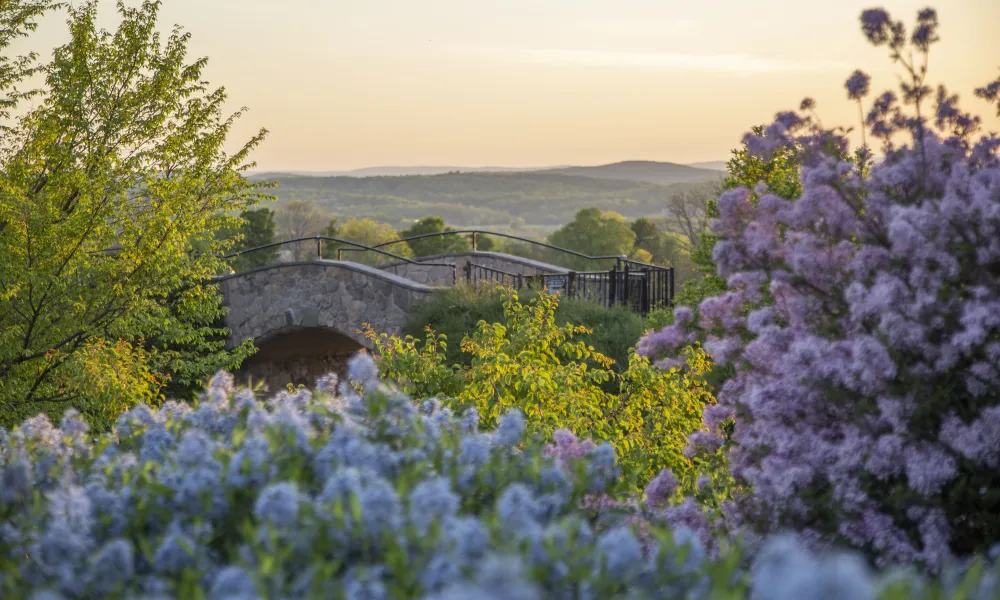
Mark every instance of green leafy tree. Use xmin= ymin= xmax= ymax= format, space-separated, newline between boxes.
xmin=629 ymin=217 xmax=674 ymax=264
xmin=400 ymin=215 xmax=471 ymax=256
xmin=0 ymin=0 xmax=267 ymax=430
xmin=319 ymin=217 xmax=339 ymax=259
xmin=334 ymin=217 xmax=412 ymax=265
xmin=227 ymin=207 xmax=278 ymax=271
xmin=548 ymin=208 xmax=636 ymax=270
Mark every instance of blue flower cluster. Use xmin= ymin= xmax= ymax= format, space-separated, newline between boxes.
xmin=1 ymin=354 xmax=999 ymax=599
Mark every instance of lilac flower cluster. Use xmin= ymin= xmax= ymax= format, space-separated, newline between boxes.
xmin=637 ymin=6 xmax=1000 ymax=571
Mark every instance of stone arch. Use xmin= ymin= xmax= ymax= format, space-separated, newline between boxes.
xmin=233 ymin=326 xmax=365 ymax=393
xmin=216 ymin=260 xmax=435 ymax=346
xmin=215 ymin=260 xmax=438 ymax=392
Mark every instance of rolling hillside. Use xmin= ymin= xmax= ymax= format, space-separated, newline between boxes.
xmin=248 ymin=160 xmax=724 ymax=227
xmin=249 ymin=168 xmax=721 ymax=227
xmin=541 ymin=160 xmax=722 ymax=185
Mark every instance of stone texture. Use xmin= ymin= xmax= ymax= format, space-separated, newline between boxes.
xmin=214 ymin=253 xmax=574 ymax=389
xmin=214 ymin=260 xmax=437 ymax=350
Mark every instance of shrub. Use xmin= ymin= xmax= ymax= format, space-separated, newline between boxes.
xmin=638 ymin=6 xmax=1000 ymax=570
xmin=369 ymin=288 xmax=716 ymax=490
xmin=402 ymin=285 xmax=648 ymax=381
xmin=3 ymin=359 xmax=1000 ymax=598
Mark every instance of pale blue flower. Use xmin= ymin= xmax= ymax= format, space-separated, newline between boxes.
xmin=315 ymin=372 xmax=339 ymax=394
xmin=497 ymin=483 xmax=541 ymax=535
xmin=209 ymin=565 xmax=260 ymax=600
xmin=254 ymin=481 xmax=305 ymax=528
xmin=343 ymin=565 xmax=388 ymax=600
xmin=138 ymin=424 xmax=176 ymax=464
xmin=597 ymin=527 xmax=643 ymax=579
xmin=460 ymin=407 xmax=480 ymax=434
xmin=408 ymin=476 xmax=460 ymax=536
xmin=347 ymin=353 xmax=380 ymax=389
xmin=584 ymin=443 xmax=619 ymax=493
xmin=359 ymin=476 xmax=404 ymax=540
xmin=431 ymin=555 xmax=541 ymax=600
xmin=153 ymin=530 xmax=200 ymax=575
xmin=493 ymin=410 xmax=525 ymax=447
xmin=226 ymin=431 xmax=273 ymax=489
xmin=175 ymin=428 xmax=216 ymax=468
xmin=86 ymin=538 xmax=134 ymax=596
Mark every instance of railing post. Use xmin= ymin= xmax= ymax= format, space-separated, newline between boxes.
xmin=451 ymin=264 xmax=457 ymax=287
xmin=567 ymin=271 xmax=577 ymax=299
xmin=337 ymin=247 xmax=343 ymax=261
xmin=472 ymin=231 xmax=477 ymax=252
xmin=622 ymin=262 xmax=630 ymax=306
xmin=669 ymin=267 xmax=675 ymax=306
xmin=464 ymin=262 xmax=472 ymax=284
xmin=607 ymin=265 xmax=617 ymax=307
xmin=316 ymin=236 xmax=322 ymax=259
xmin=641 ymin=267 xmax=650 ymax=315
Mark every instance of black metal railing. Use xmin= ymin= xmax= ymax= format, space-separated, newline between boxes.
xmin=220 ymin=230 xmax=675 ymax=310
xmin=464 ymin=258 xmax=673 ymax=315
xmin=466 ymin=263 xmax=525 ymax=291
xmin=220 ymin=236 xmax=458 ymax=285
xmin=338 ymin=229 xmax=665 ymax=271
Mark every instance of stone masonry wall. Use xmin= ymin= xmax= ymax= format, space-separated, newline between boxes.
xmin=215 ymin=260 xmax=437 ymax=350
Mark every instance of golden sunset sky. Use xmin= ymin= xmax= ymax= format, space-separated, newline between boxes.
xmin=12 ymin=0 xmax=1000 ymax=171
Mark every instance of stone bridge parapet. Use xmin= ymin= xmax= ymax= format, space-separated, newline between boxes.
xmin=214 ymin=260 xmax=436 ymax=350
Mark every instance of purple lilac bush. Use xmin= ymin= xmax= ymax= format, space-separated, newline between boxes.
xmin=3 ymin=356 xmax=1000 ymax=597
xmin=638 ymin=6 xmax=1000 ymax=571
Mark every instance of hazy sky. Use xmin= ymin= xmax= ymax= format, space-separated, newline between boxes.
xmin=11 ymin=0 xmax=1000 ymax=171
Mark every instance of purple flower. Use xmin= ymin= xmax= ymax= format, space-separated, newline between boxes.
xmin=846 ymin=70 xmax=872 ymax=100
xmin=644 ymin=469 xmax=678 ymax=508
xmin=860 ymin=8 xmax=893 ymax=45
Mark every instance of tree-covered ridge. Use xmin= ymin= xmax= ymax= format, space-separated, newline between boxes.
xmin=251 ymin=171 xmax=722 ymax=227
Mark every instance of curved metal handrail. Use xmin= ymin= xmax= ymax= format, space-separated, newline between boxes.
xmin=221 ymin=235 xmax=459 ymax=283
xmin=336 ymin=229 xmax=668 ymax=270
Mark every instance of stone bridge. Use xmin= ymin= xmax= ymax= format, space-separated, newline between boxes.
xmin=214 ymin=252 xmax=567 ymax=392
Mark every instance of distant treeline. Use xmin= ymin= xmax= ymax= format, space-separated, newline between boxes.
xmin=245 ymin=170 xmax=722 ymax=227
xmin=225 ymin=178 xmax=718 ymax=288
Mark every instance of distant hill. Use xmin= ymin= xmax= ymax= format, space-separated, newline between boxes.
xmin=686 ymin=160 xmax=728 ymax=172
xmin=248 ymin=169 xmax=722 ymax=228
xmin=250 ymin=160 xmax=728 ymax=181
xmin=250 ymin=165 xmax=566 ymax=178
xmin=541 ymin=161 xmax=722 ymax=185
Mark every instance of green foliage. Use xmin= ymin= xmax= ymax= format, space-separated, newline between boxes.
xmin=400 ymin=215 xmax=471 ymax=256
xmin=365 ymin=287 xmax=716 ymax=488
xmin=550 ymin=207 xmax=637 ymax=257
xmin=226 ymin=207 xmax=278 ymax=271
xmin=251 ymin=170 xmax=721 ymax=228
xmin=0 ymin=0 xmax=60 ymax=122
xmin=0 ymin=0 xmax=265 ymax=431
xmin=330 ymin=216 xmax=413 ymax=264
xmin=319 ymin=217 xmax=340 ymax=259
xmin=630 ymin=216 xmax=674 ymax=264
xmin=400 ymin=285 xmax=647 ymax=380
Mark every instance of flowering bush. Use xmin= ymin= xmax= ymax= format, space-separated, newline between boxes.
xmin=5 ymin=357 xmax=1000 ymax=598
xmin=364 ymin=288 xmax=717 ymax=490
xmin=638 ymin=6 xmax=1000 ymax=571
